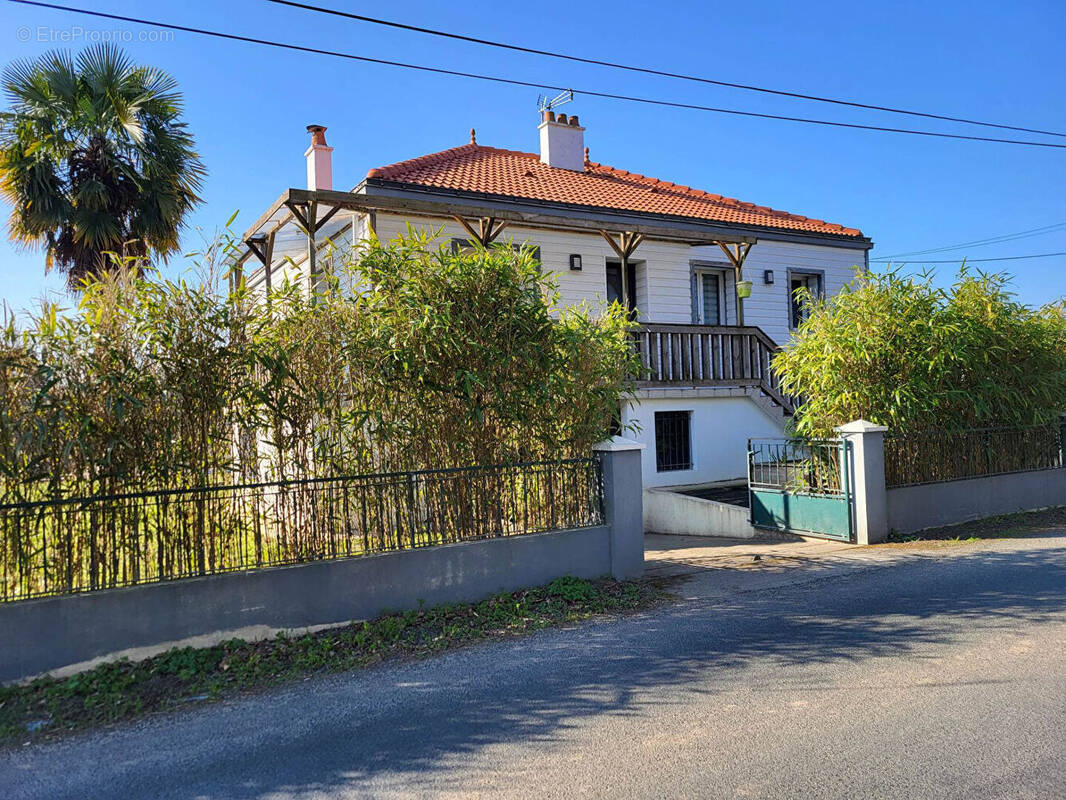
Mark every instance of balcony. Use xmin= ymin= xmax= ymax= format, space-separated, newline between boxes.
xmin=633 ymin=324 xmax=795 ymax=414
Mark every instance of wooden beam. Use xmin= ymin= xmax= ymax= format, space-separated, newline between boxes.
xmin=240 ymin=187 xmax=777 ymax=269
xmin=305 ymin=199 xmax=318 ymax=299
xmin=716 ymin=241 xmax=752 ymax=269
xmin=600 ymin=230 xmax=646 ymax=314
xmin=287 ymin=188 xmax=758 ymax=245
xmin=452 ymin=214 xmax=511 ymax=247
xmin=452 ymin=214 xmax=483 ymax=244
xmin=487 ymin=218 xmax=509 ymax=244
xmin=622 ymin=231 xmax=645 ymax=258
xmin=599 ymin=229 xmax=626 ymax=260
xmin=245 ymin=236 xmax=271 ymax=266
xmin=313 ymin=204 xmax=342 ymax=233
xmin=284 ymin=200 xmax=311 ymax=235
xmin=264 ymin=230 xmax=275 ymax=299
xmin=716 ymin=241 xmax=753 ymax=326
xmin=242 ymin=189 xmax=295 ymax=242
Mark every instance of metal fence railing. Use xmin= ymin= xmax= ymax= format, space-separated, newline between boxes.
xmin=748 ymin=438 xmax=847 ymax=496
xmin=884 ymin=423 xmax=1065 ymax=488
xmin=0 ymin=458 xmax=604 ymax=603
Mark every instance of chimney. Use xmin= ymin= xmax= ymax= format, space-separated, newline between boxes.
xmin=305 ymin=124 xmax=333 ymax=191
xmin=538 ymin=110 xmax=585 ymax=171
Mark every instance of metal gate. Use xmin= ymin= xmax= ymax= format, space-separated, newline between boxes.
xmin=747 ymin=438 xmax=853 ymax=541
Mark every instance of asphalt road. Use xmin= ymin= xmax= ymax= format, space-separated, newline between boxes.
xmin=5 ymin=535 xmax=1066 ymax=799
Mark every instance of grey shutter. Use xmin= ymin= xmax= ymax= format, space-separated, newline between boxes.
xmin=690 ymin=271 xmax=699 ymax=323
xmin=701 ymin=274 xmax=721 ymax=325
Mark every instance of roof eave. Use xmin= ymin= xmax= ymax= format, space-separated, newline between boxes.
xmin=361 ymin=178 xmax=872 ymax=250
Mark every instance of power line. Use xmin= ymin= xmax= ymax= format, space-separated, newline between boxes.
xmin=11 ymin=1 xmax=1066 ymax=151
xmin=266 ymin=0 xmax=1066 ymax=141
xmin=877 ymin=222 xmax=1066 ymax=259
xmin=870 ymin=251 xmax=1066 ymax=264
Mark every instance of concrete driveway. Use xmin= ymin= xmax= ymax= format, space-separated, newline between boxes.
xmin=646 ymin=532 xmax=862 ymax=575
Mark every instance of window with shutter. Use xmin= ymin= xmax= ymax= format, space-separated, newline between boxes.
xmin=700 ymin=273 xmax=721 ymax=325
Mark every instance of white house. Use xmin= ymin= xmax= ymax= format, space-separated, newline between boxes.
xmin=239 ymin=112 xmax=871 ymax=490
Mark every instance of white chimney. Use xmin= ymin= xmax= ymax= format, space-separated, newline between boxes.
xmin=538 ymin=111 xmax=585 ymax=171
xmin=305 ymin=124 xmax=333 ymax=191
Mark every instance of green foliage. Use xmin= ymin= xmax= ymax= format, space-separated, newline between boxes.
xmin=0 ymin=228 xmax=637 ymax=503
xmin=0 ymin=577 xmax=666 ymax=742
xmin=773 ymin=268 xmax=1066 ymax=438
xmin=546 ymin=575 xmax=599 ymax=602
xmin=0 ymin=44 xmax=205 ymax=286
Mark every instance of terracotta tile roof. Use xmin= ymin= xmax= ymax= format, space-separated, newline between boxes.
xmin=365 ymin=142 xmax=864 ymax=239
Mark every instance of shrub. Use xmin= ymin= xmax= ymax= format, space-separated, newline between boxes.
xmin=773 ymin=268 xmax=1066 ymax=438
xmin=0 ymin=228 xmax=637 ymax=502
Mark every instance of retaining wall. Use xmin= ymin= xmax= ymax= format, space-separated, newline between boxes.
xmin=886 ymin=468 xmax=1066 ymax=534
xmin=643 ymin=488 xmax=756 ymax=538
xmin=1 ymin=440 xmax=643 ymax=683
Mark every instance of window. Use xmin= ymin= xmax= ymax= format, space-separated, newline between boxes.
xmin=696 ymin=271 xmax=723 ymax=325
xmin=655 ymin=411 xmax=692 ymax=472
xmin=605 ymin=259 xmax=637 ymax=315
xmin=450 ymin=238 xmax=540 ymax=262
xmin=789 ymin=271 xmax=823 ymax=328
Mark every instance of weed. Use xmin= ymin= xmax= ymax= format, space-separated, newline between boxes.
xmin=0 ymin=577 xmax=668 ymax=745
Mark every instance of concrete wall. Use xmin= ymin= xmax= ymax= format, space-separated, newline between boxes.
xmin=1 ymin=442 xmax=644 ymax=684
xmin=832 ymin=420 xmax=1066 ymax=541
xmin=622 ymin=390 xmax=786 ymax=488
xmin=886 ymin=468 xmax=1066 ymax=534
xmin=1 ymin=526 xmax=608 ymax=684
xmin=644 ymin=488 xmax=756 ymax=538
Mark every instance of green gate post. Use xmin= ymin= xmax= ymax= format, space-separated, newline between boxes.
xmin=834 ymin=420 xmax=889 ymax=545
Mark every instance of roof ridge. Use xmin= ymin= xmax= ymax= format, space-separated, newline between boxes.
xmin=367 ymin=142 xmax=538 ymax=179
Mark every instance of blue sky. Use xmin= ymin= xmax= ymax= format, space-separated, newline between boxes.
xmin=1 ymin=0 xmax=1064 ymax=311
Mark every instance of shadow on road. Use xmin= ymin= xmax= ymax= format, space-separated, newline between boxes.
xmin=132 ymin=540 xmax=1066 ymax=799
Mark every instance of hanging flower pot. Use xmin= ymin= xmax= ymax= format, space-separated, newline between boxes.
xmin=737 ymin=280 xmax=753 ymax=299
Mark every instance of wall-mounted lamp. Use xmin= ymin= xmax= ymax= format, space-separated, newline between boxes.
xmin=569 ymin=254 xmax=582 ymax=271
xmin=763 ymin=269 xmax=775 ymax=285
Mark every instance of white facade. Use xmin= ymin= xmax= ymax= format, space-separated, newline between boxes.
xmin=369 ymin=212 xmax=864 ymax=345
xmin=374 ymin=213 xmax=866 ymax=485
xmin=623 ymin=391 xmax=786 ymax=488
xmin=255 ymin=209 xmax=865 ymax=486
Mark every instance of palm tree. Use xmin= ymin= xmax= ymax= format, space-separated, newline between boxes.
xmin=0 ymin=44 xmax=206 ymax=287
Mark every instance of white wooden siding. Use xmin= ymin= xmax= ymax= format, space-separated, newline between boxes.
xmin=338 ymin=212 xmax=865 ymax=343
xmin=716 ymin=241 xmax=865 ymax=345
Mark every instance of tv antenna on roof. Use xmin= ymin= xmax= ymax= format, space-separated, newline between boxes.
xmin=538 ymin=89 xmax=574 ymax=112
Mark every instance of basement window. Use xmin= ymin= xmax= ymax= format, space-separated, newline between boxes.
xmin=655 ymin=411 xmax=692 ymax=472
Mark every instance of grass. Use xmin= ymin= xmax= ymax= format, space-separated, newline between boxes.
xmin=886 ymin=506 xmax=1066 ymax=544
xmin=0 ymin=576 xmax=669 ymax=745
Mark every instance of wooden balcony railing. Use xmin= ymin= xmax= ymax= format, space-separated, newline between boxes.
xmin=633 ymin=324 xmax=796 ymax=414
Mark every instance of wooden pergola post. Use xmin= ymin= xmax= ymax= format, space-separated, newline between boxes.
xmin=453 ymin=215 xmax=509 ymax=247
xmin=244 ymin=231 xmax=276 ymax=301
xmin=285 ymin=197 xmax=342 ymax=301
xmin=716 ymin=241 xmax=753 ymax=326
xmin=599 ymin=230 xmax=645 ymax=312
